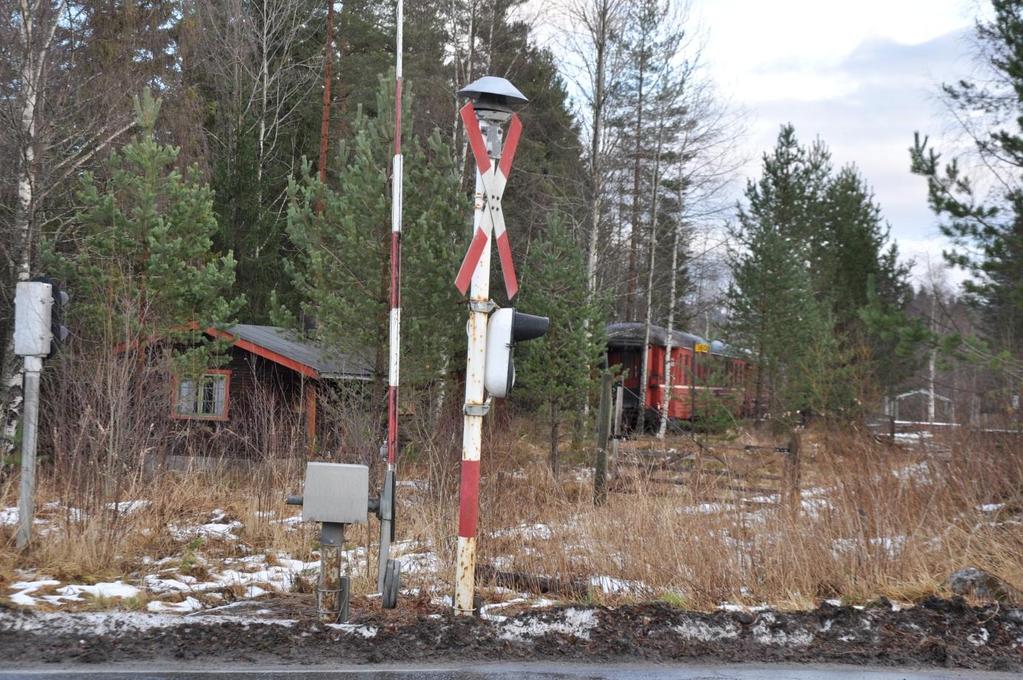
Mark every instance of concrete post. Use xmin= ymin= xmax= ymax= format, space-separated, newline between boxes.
xmin=16 ymin=356 xmax=42 ymax=550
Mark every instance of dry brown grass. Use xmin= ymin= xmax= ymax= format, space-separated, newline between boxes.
xmin=3 ymin=385 xmax=1022 ymax=613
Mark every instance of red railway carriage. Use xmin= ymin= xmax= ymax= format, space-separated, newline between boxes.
xmin=606 ymin=322 xmax=755 ymax=427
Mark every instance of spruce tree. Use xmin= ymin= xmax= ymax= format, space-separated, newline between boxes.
xmin=67 ymin=90 xmax=240 ymax=370
xmin=726 ymin=125 xmax=849 ymax=422
xmin=60 ymin=89 xmax=240 ymax=372
xmin=284 ymin=76 xmax=466 ymax=399
xmin=516 ymin=214 xmax=607 ymax=477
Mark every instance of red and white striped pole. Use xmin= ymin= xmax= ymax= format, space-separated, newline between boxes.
xmin=377 ymin=0 xmax=403 ymax=595
xmin=452 ymin=77 xmax=527 ymax=615
xmin=454 ymin=123 xmax=493 ymax=615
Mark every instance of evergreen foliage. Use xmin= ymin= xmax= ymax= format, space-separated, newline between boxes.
xmin=727 ymin=125 xmax=911 ymax=421
xmin=910 ymin=0 xmax=1023 ymax=362
xmin=516 ymin=214 xmax=607 ymax=475
xmin=64 ymin=90 xmax=240 ymax=371
xmin=283 ymin=76 xmax=467 ymax=392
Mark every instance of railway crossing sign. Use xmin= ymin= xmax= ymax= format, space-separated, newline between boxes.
xmin=454 ymin=101 xmax=523 ymax=299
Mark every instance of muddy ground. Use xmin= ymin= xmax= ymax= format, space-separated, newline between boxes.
xmin=1 ymin=596 xmax=1021 ymax=671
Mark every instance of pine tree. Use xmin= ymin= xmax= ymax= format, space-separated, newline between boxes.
xmin=66 ymin=90 xmax=240 ymax=370
xmin=516 ymin=214 xmax=607 ymax=477
xmin=910 ymin=0 xmax=1023 ymax=365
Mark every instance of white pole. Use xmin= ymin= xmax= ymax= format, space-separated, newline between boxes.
xmin=16 ymin=356 xmax=42 ymax=550
xmin=454 ymin=124 xmax=493 ymax=615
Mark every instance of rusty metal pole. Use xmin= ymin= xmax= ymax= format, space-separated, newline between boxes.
xmin=454 ymin=135 xmax=492 ymax=615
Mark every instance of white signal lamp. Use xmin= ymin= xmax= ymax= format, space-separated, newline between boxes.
xmin=484 ymin=307 xmax=549 ymax=398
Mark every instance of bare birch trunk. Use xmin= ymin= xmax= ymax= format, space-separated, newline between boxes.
xmin=584 ymin=0 xmax=610 ymax=305
xmin=658 ymin=186 xmax=682 ymax=440
xmin=2 ymin=1 xmax=63 ymax=452
xmin=635 ymin=120 xmax=664 ymax=433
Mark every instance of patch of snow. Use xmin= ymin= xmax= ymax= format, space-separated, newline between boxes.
xmin=968 ymin=627 xmax=989 ymax=646
xmin=8 ymin=580 xmax=61 ymax=606
xmin=0 ymin=507 xmax=48 ymax=527
xmin=831 ymin=535 xmax=906 ymax=559
xmin=105 ymin=500 xmax=151 ymax=514
xmin=589 ymin=575 xmax=646 ymax=595
xmin=801 ymin=497 xmax=832 ymax=518
xmin=751 ymin=612 xmax=813 ymax=646
xmin=275 ymin=514 xmax=303 ymax=527
xmin=0 ymin=610 xmax=295 ymax=634
xmin=326 ymin=623 xmax=378 ymax=638
xmin=673 ymin=617 xmax=739 ymax=641
xmin=490 ymin=523 xmax=553 ymax=541
xmin=143 ymin=574 xmax=198 ymax=594
xmin=56 ymin=581 xmax=141 ymax=601
xmin=977 ymin=503 xmax=1005 ymax=513
xmin=680 ymin=502 xmax=731 ymax=515
xmin=499 ymin=607 xmax=598 ymax=641
xmin=479 ymin=598 xmax=528 ymax=623
xmin=892 ymin=460 xmax=930 ymax=481
xmin=169 ymin=520 xmax=243 ymax=541
xmin=824 ymin=598 xmax=842 ymax=607
xmin=147 ymin=597 xmax=203 ymax=613
xmin=396 ymin=551 xmax=442 ymax=575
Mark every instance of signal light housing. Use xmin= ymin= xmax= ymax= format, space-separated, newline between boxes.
xmin=484 ymin=307 xmax=549 ymax=398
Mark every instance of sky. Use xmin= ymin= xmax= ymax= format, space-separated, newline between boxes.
xmin=690 ymin=0 xmax=983 ymax=285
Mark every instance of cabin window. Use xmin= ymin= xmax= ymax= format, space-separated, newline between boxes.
xmin=174 ymin=370 xmax=231 ymax=420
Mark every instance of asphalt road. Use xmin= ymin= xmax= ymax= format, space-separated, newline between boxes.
xmin=0 ymin=663 xmax=1019 ymax=679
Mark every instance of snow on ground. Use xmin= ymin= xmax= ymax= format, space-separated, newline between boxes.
xmin=8 ymin=580 xmax=61 ymax=607
xmin=168 ymin=519 xmax=243 ymax=541
xmin=673 ymin=617 xmax=740 ymax=641
xmin=589 ymin=575 xmax=647 ymax=595
xmin=499 ymin=607 xmax=598 ymax=641
xmin=56 ymin=582 xmax=141 ymax=601
xmin=831 ymin=535 xmax=906 ymax=559
xmin=0 ymin=609 xmax=297 ymax=634
xmin=892 ymin=461 xmax=931 ymax=482
xmin=325 ymin=623 xmax=379 ymax=638
xmin=147 ymin=596 xmax=203 ymax=613
xmin=490 ymin=523 xmax=553 ymax=540
xmin=105 ymin=500 xmax=151 ymax=514
xmin=752 ymin=611 xmax=814 ymax=646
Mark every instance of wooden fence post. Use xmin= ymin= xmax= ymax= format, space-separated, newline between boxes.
xmin=594 ymin=372 xmax=613 ymax=506
xmin=784 ymin=430 xmax=802 ymax=513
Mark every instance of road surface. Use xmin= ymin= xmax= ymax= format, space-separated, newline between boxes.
xmin=0 ymin=663 xmax=1019 ymax=679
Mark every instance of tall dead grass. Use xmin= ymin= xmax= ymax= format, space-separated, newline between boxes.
xmin=3 ymin=355 xmax=1022 ymax=614
xmin=446 ymin=426 xmax=1023 ymax=609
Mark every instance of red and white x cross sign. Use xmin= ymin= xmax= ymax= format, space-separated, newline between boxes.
xmin=454 ymin=102 xmax=522 ymax=299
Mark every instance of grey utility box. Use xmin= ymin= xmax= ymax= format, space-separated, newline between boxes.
xmin=302 ymin=462 xmax=369 ymax=525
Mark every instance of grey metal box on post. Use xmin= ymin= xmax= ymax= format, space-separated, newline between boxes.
xmin=302 ymin=463 xmax=369 ymax=525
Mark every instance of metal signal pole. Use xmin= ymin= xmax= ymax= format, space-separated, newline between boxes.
xmin=452 ymin=77 xmax=528 ymax=615
xmin=377 ymin=0 xmax=404 ymax=598
xmin=454 ymin=135 xmax=492 ymax=615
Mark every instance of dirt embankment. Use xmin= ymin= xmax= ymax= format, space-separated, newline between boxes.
xmin=1 ymin=597 xmax=1021 ymax=670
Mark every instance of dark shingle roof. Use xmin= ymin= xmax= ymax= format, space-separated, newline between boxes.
xmin=606 ymin=322 xmax=706 ymax=349
xmin=226 ymin=324 xmax=373 ymax=380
